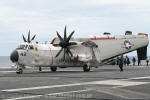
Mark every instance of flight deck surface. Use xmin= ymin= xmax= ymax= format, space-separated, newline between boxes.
xmin=0 ymin=65 xmax=150 ymax=100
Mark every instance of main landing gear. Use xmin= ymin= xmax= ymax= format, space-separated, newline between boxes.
xmin=38 ymin=66 xmax=57 ymax=72
xmin=51 ymin=67 xmax=57 ymax=72
xmin=39 ymin=66 xmax=42 ymax=72
xmin=83 ymin=64 xmax=90 ymax=72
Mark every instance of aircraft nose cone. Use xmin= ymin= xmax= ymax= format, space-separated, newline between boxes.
xmin=10 ymin=50 xmax=19 ymax=62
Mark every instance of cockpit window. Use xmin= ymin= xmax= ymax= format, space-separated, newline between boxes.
xmin=17 ymin=45 xmax=25 ymax=49
xmin=29 ymin=45 xmax=34 ymax=49
xmin=17 ymin=44 xmax=29 ymax=49
xmin=25 ymin=45 xmax=28 ymax=49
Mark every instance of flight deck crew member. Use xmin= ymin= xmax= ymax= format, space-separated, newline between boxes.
xmin=126 ymin=56 xmax=130 ymax=66
xmin=116 ymin=57 xmax=119 ymax=65
xmin=138 ymin=60 xmax=141 ymax=66
xmin=132 ymin=57 xmax=136 ymax=66
xmin=146 ymin=57 xmax=149 ymax=66
xmin=119 ymin=55 xmax=124 ymax=72
xmin=124 ymin=57 xmax=127 ymax=65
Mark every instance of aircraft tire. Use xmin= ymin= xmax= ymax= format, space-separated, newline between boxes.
xmin=39 ymin=67 xmax=42 ymax=72
xmin=16 ymin=68 xmax=23 ymax=74
xmin=83 ymin=64 xmax=90 ymax=72
xmin=51 ymin=67 xmax=57 ymax=72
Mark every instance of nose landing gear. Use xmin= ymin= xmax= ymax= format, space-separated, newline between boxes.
xmin=16 ymin=64 xmax=24 ymax=74
xmin=16 ymin=67 xmax=23 ymax=74
xmin=16 ymin=68 xmax=23 ymax=74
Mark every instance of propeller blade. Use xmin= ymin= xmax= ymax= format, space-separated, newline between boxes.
xmin=66 ymin=50 xmax=71 ymax=60
xmin=63 ymin=48 xmax=66 ymax=61
xmin=64 ymin=26 xmax=67 ymax=41
xmin=56 ymin=31 xmax=63 ymax=41
xmin=67 ymin=47 xmax=73 ymax=57
xmin=55 ymin=27 xmax=75 ymax=61
xmin=55 ymin=48 xmax=63 ymax=57
xmin=31 ymin=35 xmax=36 ymax=41
xmin=66 ymin=30 xmax=75 ymax=42
xmin=22 ymin=35 xmax=27 ymax=42
xmin=28 ymin=30 xmax=30 ymax=43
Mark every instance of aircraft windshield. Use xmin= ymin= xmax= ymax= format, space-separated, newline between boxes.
xmin=17 ymin=45 xmax=28 ymax=49
xmin=29 ymin=45 xmax=34 ymax=49
xmin=17 ymin=44 xmax=34 ymax=50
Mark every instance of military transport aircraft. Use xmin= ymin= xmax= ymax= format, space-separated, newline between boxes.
xmin=10 ymin=27 xmax=149 ymax=74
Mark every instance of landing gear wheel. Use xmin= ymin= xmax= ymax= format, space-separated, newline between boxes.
xmin=39 ymin=67 xmax=42 ymax=72
xmin=51 ymin=67 xmax=57 ymax=72
xmin=16 ymin=68 xmax=23 ymax=74
xmin=83 ymin=64 xmax=90 ymax=72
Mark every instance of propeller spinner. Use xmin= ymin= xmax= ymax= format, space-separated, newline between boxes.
xmin=54 ymin=26 xmax=76 ymax=61
xmin=22 ymin=30 xmax=36 ymax=43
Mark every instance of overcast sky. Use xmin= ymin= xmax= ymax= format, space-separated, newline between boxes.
xmin=0 ymin=0 xmax=150 ymax=56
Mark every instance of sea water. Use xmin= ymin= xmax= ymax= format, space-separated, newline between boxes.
xmin=0 ymin=56 xmax=12 ymax=68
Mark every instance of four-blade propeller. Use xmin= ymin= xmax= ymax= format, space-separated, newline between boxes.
xmin=54 ymin=26 xmax=76 ymax=61
xmin=22 ymin=30 xmax=36 ymax=43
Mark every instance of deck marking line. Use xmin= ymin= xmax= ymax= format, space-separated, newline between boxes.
xmin=4 ymin=89 xmax=93 ymax=100
xmin=129 ymin=76 xmax=150 ymax=80
xmin=0 ymin=71 xmax=15 ymax=73
xmin=2 ymin=79 xmax=149 ymax=92
xmin=94 ymin=87 xmax=150 ymax=99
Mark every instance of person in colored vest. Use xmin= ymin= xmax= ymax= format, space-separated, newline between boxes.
xmin=119 ymin=55 xmax=124 ymax=72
